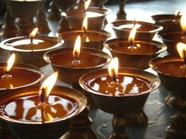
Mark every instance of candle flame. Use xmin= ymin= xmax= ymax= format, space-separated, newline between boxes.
xmin=180 ymin=14 xmax=186 ymax=32
xmin=177 ymin=42 xmax=186 ymax=60
xmin=82 ymin=16 xmax=88 ymax=32
xmin=39 ymin=72 xmax=58 ymax=102
xmin=108 ymin=57 xmax=118 ymax=82
xmin=29 ymin=28 xmax=38 ymax=38
xmin=84 ymin=0 xmax=91 ymax=10
xmin=5 ymin=53 xmax=15 ymax=72
xmin=73 ymin=35 xmax=81 ymax=60
xmin=128 ymin=23 xmax=137 ymax=45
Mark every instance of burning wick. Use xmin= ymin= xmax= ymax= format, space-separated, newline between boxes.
xmin=29 ymin=28 xmax=38 ymax=44
xmin=2 ymin=63 xmax=12 ymax=80
xmin=108 ymin=57 xmax=124 ymax=96
xmin=37 ymin=72 xmax=58 ymax=123
xmin=108 ymin=57 xmax=119 ymax=82
xmin=40 ymin=87 xmax=46 ymax=104
xmin=2 ymin=53 xmax=15 ymax=80
xmin=128 ymin=20 xmax=137 ymax=50
xmin=82 ymin=16 xmax=90 ymax=42
xmin=72 ymin=35 xmax=81 ymax=65
xmin=38 ymin=72 xmax=58 ymax=106
xmin=1 ymin=53 xmax=15 ymax=89
xmin=82 ymin=26 xmax=87 ymax=34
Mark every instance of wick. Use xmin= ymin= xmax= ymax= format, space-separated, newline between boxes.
xmin=72 ymin=51 xmax=80 ymax=65
xmin=2 ymin=72 xmax=12 ymax=80
xmin=72 ymin=59 xmax=80 ymax=65
xmin=2 ymin=63 xmax=12 ymax=80
xmin=40 ymin=87 xmax=46 ymax=104
xmin=82 ymin=26 xmax=87 ymax=34
xmin=129 ymin=39 xmax=133 ymax=46
xmin=1 ymin=71 xmax=13 ymax=89
xmin=30 ymin=36 xmax=33 ymax=44
xmin=110 ymin=69 xmax=118 ymax=82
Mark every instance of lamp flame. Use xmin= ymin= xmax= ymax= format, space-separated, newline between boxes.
xmin=108 ymin=57 xmax=119 ymax=82
xmin=29 ymin=28 xmax=38 ymax=43
xmin=177 ymin=42 xmax=186 ymax=64
xmin=30 ymin=28 xmax=38 ymax=38
xmin=73 ymin=35 xmax=81 ymax=60
xmin=128 ymin=23 xmax=137 ymax=45
xmin=39 ymin=72 xmax=58 ymax=103
xmin=4 ymin=53 xmax=15 ymax=73
xmin=82 ymin=16 xmax=88 ymax=33
xmin=180 ymin=14 xmax=186 ymax=32
xmin=84 ymin=0 xmax=91 ymax=10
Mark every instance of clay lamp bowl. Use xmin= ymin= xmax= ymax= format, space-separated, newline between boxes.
xmin=44 ymin=35 xmax=111 ymax=108
xmin=149 ymin=46 xmax=186 ymax=139
xmin=0 ymin=72 xmax=87 ymax=139
xmin=66 ymin=7 xmax=110 ymax=30
xmin=151 ymin=13 xmax=182 ymax=32
xmin=79 ymin=57 xmax=160 ymax=139
xmin=0 ymin=53 xmax=44 ymax=92
xmin=111 ymin=20 xmax=163 ymax=40
xmin=0 ymin=28 xmax=64 ymax=67
xmin=7 ymin=0 xmax=42 ymax=36
xmin=104 ymin=38 xmax=166 ymax=69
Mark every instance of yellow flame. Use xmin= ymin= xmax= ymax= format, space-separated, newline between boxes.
xmin=177 ymin=42 xmax=186 ymax=59
xmin=5 ymin=53 xmax=15 ymax=72
xmin=84 ymin=0 xmax=91 ymax=10
xmin=108 ymin=57 xmax=118 ymax=79
xmin=39 ymin=72 xmax=58 ymax=98
xmin=180 ymin=14 xmax=186 ymax=32
xmin=128 ymin=25 xmax=137 ymax=44
xmin=29 ymin=28 xmax=38 ymax=38
xmin=73 ymin=35 xmax=81 ymax=59
xmin=82 ymin=16 xmax=88 ymax=31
